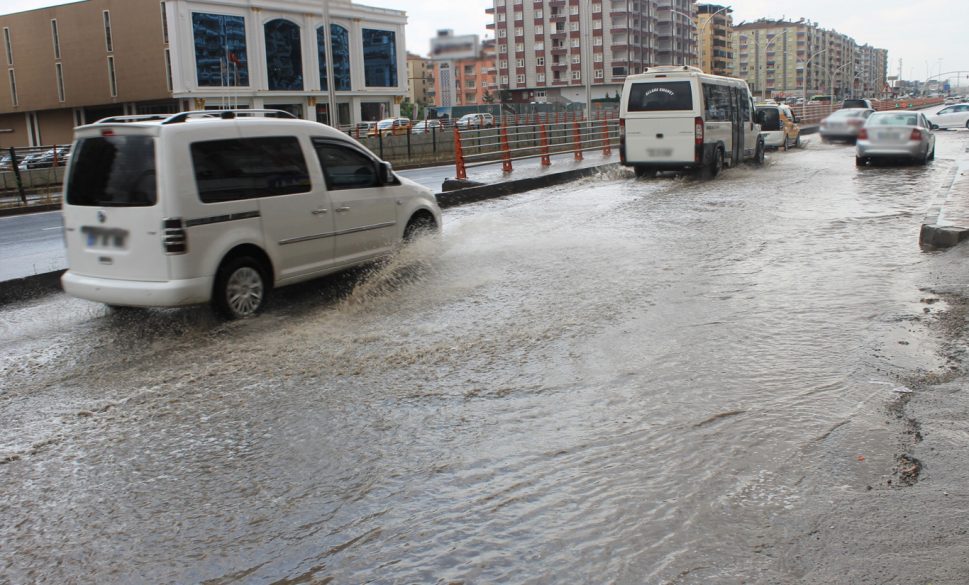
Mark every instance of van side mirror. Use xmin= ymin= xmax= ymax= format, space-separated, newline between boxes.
xmin=379 ymin=161 xmax=395 ymax=184
xmin=931 ymin=123 xmax=940 ymax=130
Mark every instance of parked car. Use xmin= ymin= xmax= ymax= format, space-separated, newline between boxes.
xmin=25 ymin=146 xmax=71 ymax=169
xmin=819 ymin=108 xmax=875 ymax=143
xmin=60 ymin=109 xmax=442 ymax=319
xmin=856 ymin=111 xmax=937 ymax=166
xmin=809 ymin=95 xmax=834 ymax=103
xmin=411 ymin=119 xmax=443 ymax=134
xmin=355 ymin=121 xmax=377 ymax=136
xmin=928 ymin=104 xmax=969 ymax=130
xmin=456 ymin=113 xmax=495 ymax=129
xmin=755 ymin=103 xmax=801 ymax=150
xmin=371 ymin=117 xmax=411 ymax=137
xmin=0 ymin=153 xmax=12 ymax=170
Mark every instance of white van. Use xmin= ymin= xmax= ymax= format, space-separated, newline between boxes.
xmin=61 ymin=109 xmax=442 ymax=318
xmin=619 ymin=66 xmax=765 ymax=178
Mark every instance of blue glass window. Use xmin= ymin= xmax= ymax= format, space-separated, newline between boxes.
xmin=362 ymin=29 xmax=397 ymax=87
xmin=316 ymin=26 xmax=327 ymax=91
xmin=192 ymin=13 xmax=249 ymax=87
xmin=265 ymin=19 xmax=303 ymax=91
xmin=330 ymin=24 xmax=350 ymax=91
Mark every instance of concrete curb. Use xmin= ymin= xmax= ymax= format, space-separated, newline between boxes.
xmin=435 ymin=163 xmax=618 ymax=209
xmin=0 ymin=270 xmax=64 ymax=306
xmin=919 ymin=166 xmax=969 ymax=249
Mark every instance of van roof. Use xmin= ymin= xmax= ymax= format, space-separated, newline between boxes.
xmin=623 ymin=66 xmax=747 ymax=86
xmin=73 ymin=109 xmax=349 ymax=140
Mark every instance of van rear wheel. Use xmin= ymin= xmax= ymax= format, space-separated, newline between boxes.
xmin=213 ymin=256 xmax=269 ymax=319
xmin=701 ymin=148 xmax=723 ymax=180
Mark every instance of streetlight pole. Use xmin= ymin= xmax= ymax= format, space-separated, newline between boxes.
xmin=696 ymin=5 xmax=731 ymax=74
xmin=801 ymin=48 xmax=828 ymax=104
xmin=669 ymin=7 xmax=696 ymax=66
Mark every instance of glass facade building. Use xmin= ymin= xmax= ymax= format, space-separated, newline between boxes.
xmin=362 ymin=29 xmax=397 ymax=88
xmin=330 ymin=24 xmax=351 ymax=91
xmin=192 ymin=12 xmax=249 ymax=87
xmin=264 ymin=19 xmax=303 ymax=91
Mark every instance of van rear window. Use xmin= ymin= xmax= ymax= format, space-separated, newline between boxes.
xmin=66 ymin=135 xmax=157 ymax=207
xmin=191 ymin=137 xmax=311 ymax=203
xmin=627 ymin=81 xmax=693 ymax=112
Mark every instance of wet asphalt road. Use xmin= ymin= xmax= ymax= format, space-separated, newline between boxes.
xmin=2 ymin=130 xmax=969 ymax=584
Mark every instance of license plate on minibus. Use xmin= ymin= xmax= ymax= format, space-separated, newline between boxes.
xmin=647 ymin=148 xmax=673 ymax=157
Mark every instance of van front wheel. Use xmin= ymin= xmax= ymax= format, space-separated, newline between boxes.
xmin=213 ymin=256 xmax=269 ymax=319
xmin=700 ymin=148 xmax=723 ymax=180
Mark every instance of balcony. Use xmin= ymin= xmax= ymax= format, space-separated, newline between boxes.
xmin=485 ymin=6 xmax=494 ymax=14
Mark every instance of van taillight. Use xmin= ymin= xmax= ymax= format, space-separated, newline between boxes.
xmin=619 ymin=118 xmax=626 ymax=164
xmin=910 ymin=128 xmax=922 ymax=141
xmin=163 ymin=218 xmax=187 ymax=254
xmin=694 ymin=117 xmax=704 ymax=163
xmin=857 ymin=128 xmax=868 ymax=140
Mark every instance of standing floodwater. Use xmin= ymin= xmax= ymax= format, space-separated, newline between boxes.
xmin=1 ymin=131 xmax=967 ymax=583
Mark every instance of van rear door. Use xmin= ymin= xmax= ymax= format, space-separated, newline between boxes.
xmin=623 ymin=79 xmax=697 ymax=165
xmin=62 ymin=131 xmax=169 ymax=282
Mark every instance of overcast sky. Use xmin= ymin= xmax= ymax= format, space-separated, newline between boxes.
xmin=3 ymin=0 xmax=967 ymax=83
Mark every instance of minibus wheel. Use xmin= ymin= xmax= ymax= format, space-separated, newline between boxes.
xmin=701 ymin=148 xmax=723 ymax=180
xmin=213 ymin=256 xmax=269 ymax=319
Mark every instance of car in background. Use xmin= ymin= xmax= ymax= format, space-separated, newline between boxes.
xmin=756 ymin=103 xmax=801 ymax=150
xmin=841 ymin=98 xmax=874 ymax=109
xmin=809 ymin=95 xmax=834 ymax=104
xmin=0 ymin=153 xmax=13 ymax=170
xmin=25 ymin=146 xmax=71 ymax=169
xmin=355 ymin=121 xmax=377 ymax=136
xmin=928 ymin=104 xmax=969 ymax=130
xmin=412 ymin=119 xmax=443 ymax=134
xmin=856 ymin=111 xmax=937 ymax=166
xmin=456 ymin=113 xmax=495 ymax=130
xmin=371 ymin=117 xmax=411 ymax=137
xmin=819 ymin=108 xmax=875 ymax=143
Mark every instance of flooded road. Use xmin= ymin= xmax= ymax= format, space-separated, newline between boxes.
xmin=2 ymin=130 xmax=968 ymax=583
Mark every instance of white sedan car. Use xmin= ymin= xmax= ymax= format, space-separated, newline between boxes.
xmin=928 ymin=104 xmax=969 ymax=130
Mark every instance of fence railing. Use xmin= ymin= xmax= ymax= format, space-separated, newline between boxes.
xmin=792 ymin=97 xmax=945 ymax=124
xmin=452 ymin=116 xmax=620 ymax=180
xmin=0 ymin=145 xmax=72 ymax=206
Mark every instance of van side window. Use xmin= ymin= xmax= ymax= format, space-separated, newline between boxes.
xmin=190 ymin=136 xmax=311 ymax=203
xmin=702 ymin=83 xmax=733 ymax=122
xmin=312 ymin=140 xmax=379 ymax=190
xmin=627 ymin=81 xmax=693 ymax=112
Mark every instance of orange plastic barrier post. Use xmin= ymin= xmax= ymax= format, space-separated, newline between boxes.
xmin=540 ymin=124 xmax=551 ymax=167
xmin=573 ymin=121 xmax=583 ymax=161
xmin=454 ymin=127 xmax=467 ymax=180
xmin=500 ymin=126 xmax=513 ymax=173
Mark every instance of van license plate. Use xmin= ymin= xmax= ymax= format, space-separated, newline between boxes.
xmin=648 ymin=148 xmax=673 ymax=157
xmin=81 ymin=226 xmax=128 ymax=249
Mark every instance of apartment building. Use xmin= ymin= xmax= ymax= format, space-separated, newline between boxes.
xmin=731 ymin=19 xmax=887 ymax=101
xmin=429 ymin=30 xmax=497 ymax=107
xmin=696 ymin=4 xmax=732 ymax=76
xmin=407 ymin=53 xmax=432 ymax=108
xmin=487 ymin=0 xmax=697 ymax=107
xmin=0 ymin=0 xmax=407 ymax=147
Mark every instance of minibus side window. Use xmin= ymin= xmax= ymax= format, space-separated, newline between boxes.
xmin=702 ymin=83 xmax=734 ymax=122
xmin=312 ymin=140 xmax=380 ymax=190
xmin=190 ymin=136 xmax=311 ymax=203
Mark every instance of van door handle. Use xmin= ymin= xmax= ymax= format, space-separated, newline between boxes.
xmin=312 ymin=208 xmax=328 ymax=215
xmin=335 ymin=207 xmax=351 ymax=213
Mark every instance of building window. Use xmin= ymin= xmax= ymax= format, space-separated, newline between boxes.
xmin=537 ymin=56 xmax=544 ymax=66
xmin=592 ymin=3 xmax=601 ymax=13
xmin=515 ymin=42 xmax=524 ymax=52
xmin=316 ymin=27 xmax=328 ymax=91
xmin=499 ymin=59 xmax=507 ymax=69
xmin=571 ymin=70 xmax=581 ymax=80
xmin=330 ymin=24 xmax=351 ymax=91
xmin=192 ymin=13 xmax=249 ymax=87
xmin=51 ymin=20 xmax=61 ymax=60
xmin=501 ymin=75 xmax=508 ymax=85
xmin=55 ymin=62 xmax=65 ymax=101
xmin=514 ymin=11 xmax=523 ymax=21
xmin=536 ymin=9 xmax=543 ymax=19
xmin=160 ymin=2 xmax=169 ymax=44
xmin=103 ymin=11 xmax=113 ymax=52
xmin=265 ymin=19 xmax=303 ymax=91
xmin=107 ymin=55 xmax=117 ymax=96
xmin=498 ymin=13 xmax=506 ymax=22
xmin=164 ymin=48 xmax=173 ymax=91
xmin=516 ymin=74 xmax=525 ymax=84
xmin=571 ymin=38 xmax=580 ymax=48
xmin=3 ymin=28 xmax=11 ymax=66
xmin=8 ymin=68 xmax=17 ymax=106
xmin=535 ymin=41 xmax=544 ymax=51
xmin=593 ymin=36 xmax=603 ymax=46
xmin=498 ymin=44 xmax=507 ymax=53
xmin=594 ymin=53 xmax=603 ymax=62
xmin=517 ymin=58 xmax=525 ymax=67
xmin=570 ymin=5 xmax=579 ymax=15
xmin=594 ymin=69 xmax=603 ymax=79
xmin=537 ymin=72 xmax=545 ymax=82
xmin=536 ymin=25 xmax=544 ymax=35
xmin=571 ymin=55 xmax=580 ymax=64
xmin=363 ymin=29 xmax=397 ymax=87
xmin=593 ymin=20 xmax=602 ymax=30
xmin=571 ymin=21 xmax=579 ymax=32
xmin=515 ymin=27 xmax=524 ymax=37
xmin=498 ymin=29 xmax=507 ymax=38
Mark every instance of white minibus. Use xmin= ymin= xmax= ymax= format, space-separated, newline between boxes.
xmin=620 ymin=66 xmax=765 ymax=178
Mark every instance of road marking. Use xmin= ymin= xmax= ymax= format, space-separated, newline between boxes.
xmin=42 ymin=226 xmax=61 ymax=231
